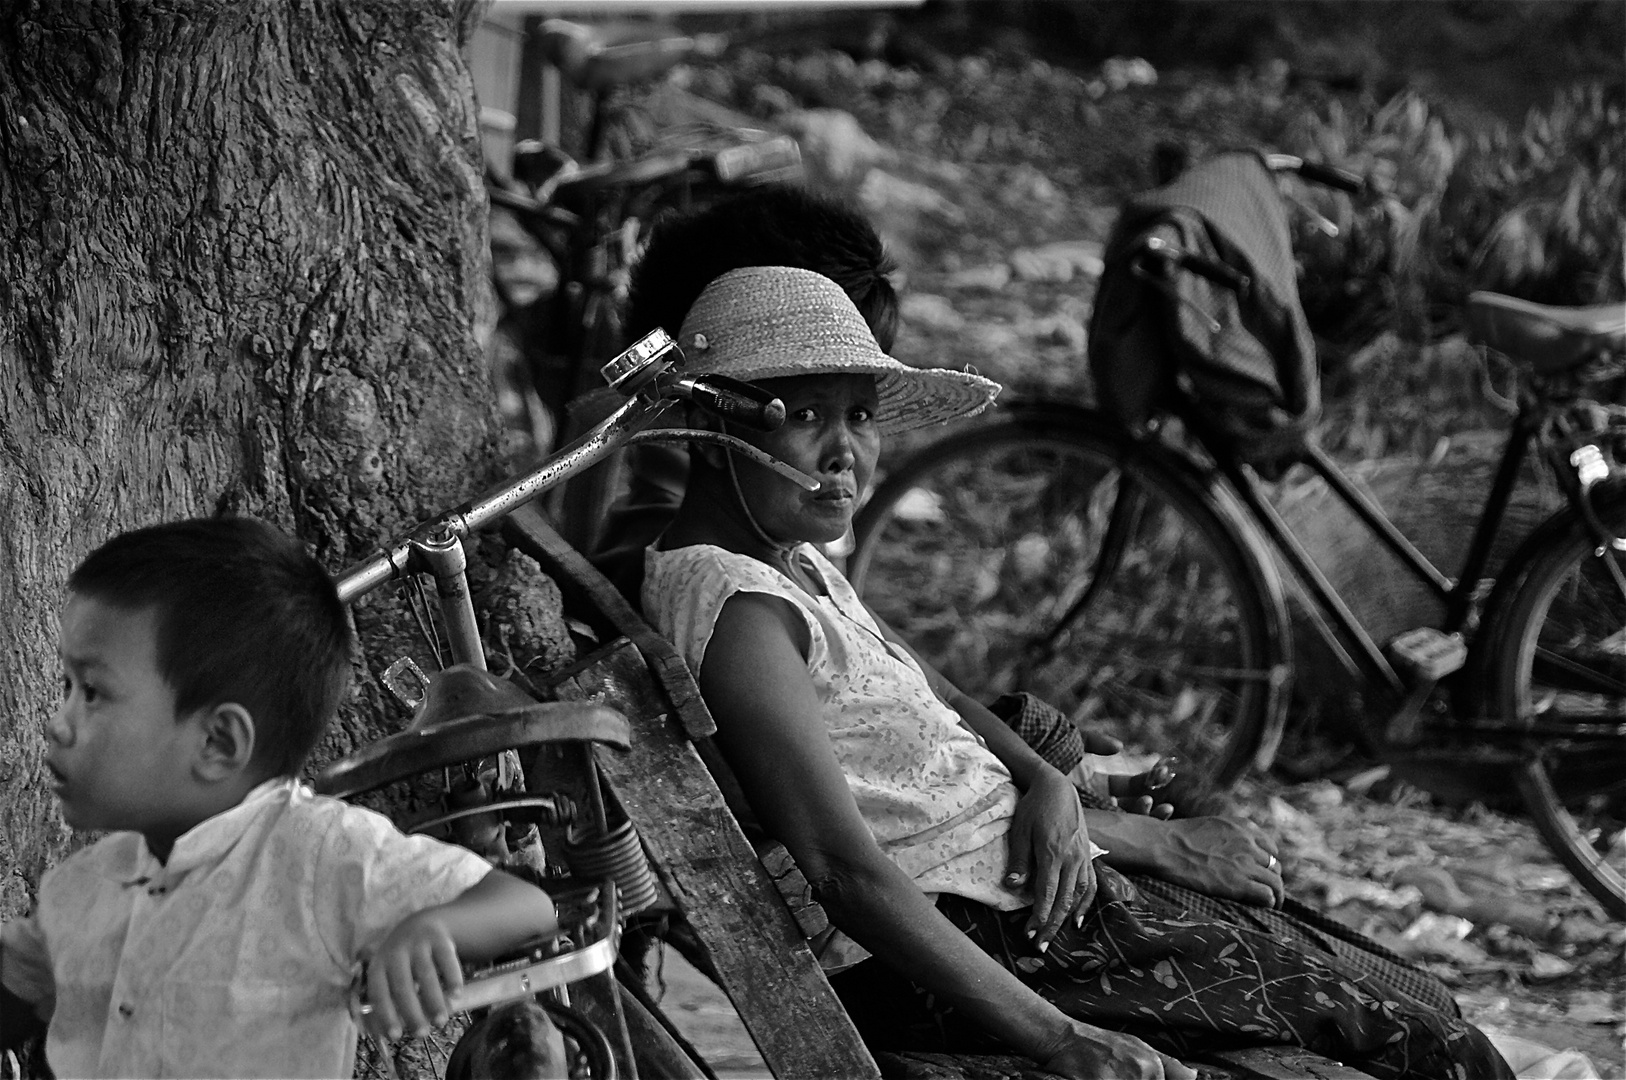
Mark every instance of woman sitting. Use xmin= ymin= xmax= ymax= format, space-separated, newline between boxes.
xmin=635 ymin=258 xmax=1511 ymax=1080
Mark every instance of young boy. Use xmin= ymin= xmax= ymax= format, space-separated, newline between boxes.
xmin=0 ymin=517 xmax=559 ymax=1079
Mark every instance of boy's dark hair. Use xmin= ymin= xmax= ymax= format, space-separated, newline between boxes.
xmin=67 ymin=516 xmax=355 ymax=777
xmin=627 ymin=183 xmax=900 ymax=349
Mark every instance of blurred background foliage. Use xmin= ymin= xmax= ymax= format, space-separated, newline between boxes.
xmin=671 ymin=0 xmax=1622 ymax=458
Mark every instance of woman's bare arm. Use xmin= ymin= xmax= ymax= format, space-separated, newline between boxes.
xmin=871 ymin=612 xmax=1280 ymax=906
xmin=869 ymin=615 xmax=1097 ymax=942
xmin=697 ymin=592 xmax=1185 ymax=1077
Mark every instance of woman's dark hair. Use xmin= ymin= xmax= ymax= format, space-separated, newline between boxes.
xmin=67 ymin=516 xmax=355 ymax=777
xmin=627 ymin=183 xmax=900 ymax=350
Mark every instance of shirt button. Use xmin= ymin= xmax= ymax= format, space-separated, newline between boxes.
xmin=118 ymin=1003 xmax=135 ymax=1018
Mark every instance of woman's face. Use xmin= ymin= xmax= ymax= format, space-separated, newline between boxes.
xmin=735 ymin=373 xmax=881 ymax=546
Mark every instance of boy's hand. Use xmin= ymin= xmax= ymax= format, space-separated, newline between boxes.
xmin=362 ymin=907 xmax=465 ymax=1039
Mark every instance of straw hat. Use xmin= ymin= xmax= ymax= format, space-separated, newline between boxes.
xmin=675 ymin=265 xmax=999 ymax=434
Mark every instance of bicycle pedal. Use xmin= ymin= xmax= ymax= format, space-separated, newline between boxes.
xmin=1386 ymin=627 xmax=1466 ymax=683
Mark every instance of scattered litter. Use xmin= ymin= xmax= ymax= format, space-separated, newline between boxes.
xmin=1302 ymin=780 xmax=1344 ymax=810
xmin=1509 ymin=865 xmax=1576 ymax=892
xmin=1487 ymin=1033 xmax=1603 ymax=1080
xmin=1342 ymin=764 xmax=1391 ymax=795
xmin=1395 ymin=864 xmax=1558 ymax=939
xmin=1321 ymin=876 xmax=1421 ymax=910
xmin=1404 ymin=912 xmax=1473 ymax=942
xmin=1564 ymin=991 xmax=1624 ymax=1026
xmin=1387 ymin=913 xmax=1493 ymax=966
xmin=1266 ymin=795 xmax=1334 ymax=862
xmin=1551 ymin=914 xmax=1613 ymax=947
xmin=1526 ymin=952 xmax=1577 ymax=980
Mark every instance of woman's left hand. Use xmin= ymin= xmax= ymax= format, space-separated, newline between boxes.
xmin=1143 ymin=816 xmax=1284 ymax=907
xmin=1005 ymin=768 xmax=1097 ymax=952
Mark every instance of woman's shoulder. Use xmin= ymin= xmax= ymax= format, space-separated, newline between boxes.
xmin=645 ymin=543 xmax=800 ymax=596
xmin=643 ymin=543 xmax=821 ymax=668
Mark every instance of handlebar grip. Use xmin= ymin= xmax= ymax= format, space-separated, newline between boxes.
xmin=1296 ymin=158 xmax=1367 ymax=194
xmin=679 ymin=374 xmax=786 ymax=431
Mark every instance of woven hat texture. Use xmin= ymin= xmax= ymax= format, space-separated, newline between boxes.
xmin=676 ymin=265 xmax=999 ymax=434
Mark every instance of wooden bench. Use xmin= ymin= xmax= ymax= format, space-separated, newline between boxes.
xmin=504 ymin=505 xmax=1376 ymax=1080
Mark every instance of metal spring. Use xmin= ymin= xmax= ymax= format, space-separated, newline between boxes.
xmin=562 ymin=818 xmax=659 ymax=916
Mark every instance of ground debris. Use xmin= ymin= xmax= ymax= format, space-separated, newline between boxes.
xmin=1223 ymin=775 xmax=1625 ymax=1076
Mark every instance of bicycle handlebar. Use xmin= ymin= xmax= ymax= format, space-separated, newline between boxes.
xmin=1140 ymin=234 xmax=1251 ymax=294
xmin=669 ymin=372 xmax=786 ymax=431
xmin=497 ymin=131 xmax=801 ymax=216
xmin=335 ymin=331 xmax=814 ymax=604
xmin=1130 ymin=150 xmax=1370 ymax=299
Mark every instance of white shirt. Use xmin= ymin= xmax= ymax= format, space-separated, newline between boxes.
xmin=646 ymin=543 xmax=1103 ymax=968
xmin=0 ymin=777 xmax=491 ymax=1079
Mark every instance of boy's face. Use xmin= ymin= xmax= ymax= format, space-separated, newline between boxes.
xmin=48 ymin=594 xmax=201 ymax=843
xmin=737 ymin=373 xmax=881 ymax=545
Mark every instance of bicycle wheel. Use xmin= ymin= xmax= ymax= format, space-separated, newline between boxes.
xmin=850 ymin=407 xmax=1289 ymax=804
xmin=445 ymin=1000 xmax=618 ymax=1080
xmin=1477 ymin=502 xmax=1626 ymax=919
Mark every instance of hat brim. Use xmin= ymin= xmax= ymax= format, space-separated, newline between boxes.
xmin=677 ymin=266 xmax=1001 ymax=434
xmin=713 ymin=358 xmax=996 ymax=435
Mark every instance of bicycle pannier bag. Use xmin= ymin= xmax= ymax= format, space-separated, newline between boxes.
xmin=1088 ymin=151 xmax=1320 ymax=471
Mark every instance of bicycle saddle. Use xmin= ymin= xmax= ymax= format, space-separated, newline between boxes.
xmin=1466 ymin=291 xmax=1626 ymax=375
xmin=314 ymin=665 xmax=631 ymax=799
xmin=539 ymin=18 xmax=717 ymax=92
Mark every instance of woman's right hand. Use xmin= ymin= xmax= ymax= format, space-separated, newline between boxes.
xmin=1006 ymin=767 xmax=1097 ymax=950
xmin=1036 ymin=1019 xmax=1197 ymax=1080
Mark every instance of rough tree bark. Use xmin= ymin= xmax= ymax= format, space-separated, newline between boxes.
xmin=0 ymin=0 xmax=571 ymax=918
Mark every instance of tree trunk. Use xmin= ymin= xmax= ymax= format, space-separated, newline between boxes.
xmin=0 ymin=0 xmax=573 ymax=918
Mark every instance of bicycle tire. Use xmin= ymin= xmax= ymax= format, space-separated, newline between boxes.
xmin=1474 ymin=500 xmax=1626 ymax=919
xmin=445 ymin=999 xmax=618 ymax=1080
xmin=849 ymin=405 xmax=1290 ymax=805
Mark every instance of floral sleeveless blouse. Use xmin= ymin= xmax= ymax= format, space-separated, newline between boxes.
xmin=645 ymin=542 xmax=1047 ymax=966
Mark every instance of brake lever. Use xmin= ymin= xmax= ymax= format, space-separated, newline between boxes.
xmin=625 ymin=428 xmax=820 ymax=491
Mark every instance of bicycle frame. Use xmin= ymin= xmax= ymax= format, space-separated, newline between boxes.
xmin=1182 ymin=377 xmax=1611 ymax=725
